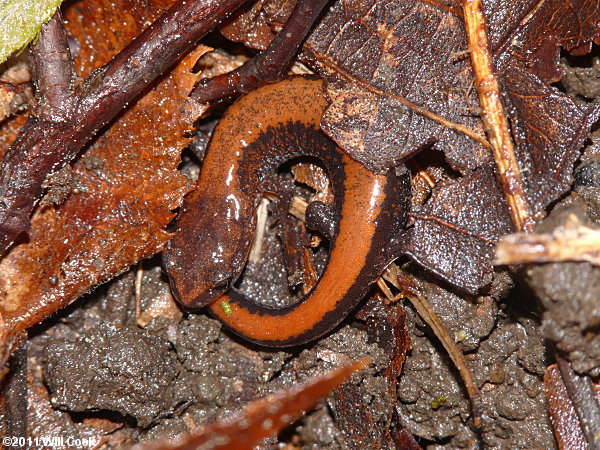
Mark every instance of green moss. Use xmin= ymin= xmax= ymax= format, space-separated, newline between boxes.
xmin=220 ymin=300 xmax=232 ymax=316
xmin=454 ymin=329 xmax=468 ymax=343
xmin=0 ymin=0 xmax=64 ymax=64
xmin=430 ymin=395 xmax=448 ymax=409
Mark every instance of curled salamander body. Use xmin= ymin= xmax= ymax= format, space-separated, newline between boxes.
xmin=163 ymin=76 xmax=410 ymax=347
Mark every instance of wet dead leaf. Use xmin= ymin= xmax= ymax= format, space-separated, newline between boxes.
xmin=332 ymin=381 xmax=390 ymax=448
xmin=0 ymin=0 xmax=208 ymax=339
xmin=305 ymin=1 xmax=600 ymax=215
xmin=355 ymin=294 xmax=411 ymax=393
xmin=544 ymin=364 xmax=600 ymax=449
xmin=65 ymin=0 xmax=177 ymax=78
xmin=219 ymin=0 xmax=294 ymax=50
xmin=298 ymin=0 xmax=597 ymax=293
xmin=304 ymin=0 xmax=490 ymax=174
xmin=400 ymin=168 xmax=513 ymax=293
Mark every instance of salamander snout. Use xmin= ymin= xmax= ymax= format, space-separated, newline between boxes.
xmin=172 ymin=270 xmax=235 ymax=309
xmin=162 ymin=231 xmax=241 ymax=309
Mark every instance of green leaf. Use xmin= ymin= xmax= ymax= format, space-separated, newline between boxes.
xmin=0 ymin=0 xmax=63 ymax=64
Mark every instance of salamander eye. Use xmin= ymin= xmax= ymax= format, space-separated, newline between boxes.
xmin=213 ymin=276 xmax=233 ymax=291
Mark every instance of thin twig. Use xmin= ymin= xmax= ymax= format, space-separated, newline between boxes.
xmin=192 ymin=0 xmax=330 ymax=103
xmin=0 ymin=0 xmax=248 ymax=254
xmin=380 ymin=264 xmax=483 ymax=428
xmin=461 ymin=0 xmax=534 ymax=232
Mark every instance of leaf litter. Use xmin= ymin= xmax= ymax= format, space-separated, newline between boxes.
xmin=1 ymin=0 xmax=600 ymax=447
xmin=0 ymin=0 xmax=205 ymax=348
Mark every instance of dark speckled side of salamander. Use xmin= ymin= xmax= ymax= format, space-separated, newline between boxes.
xmin=162 ymin=76 xmax=410 ymax=347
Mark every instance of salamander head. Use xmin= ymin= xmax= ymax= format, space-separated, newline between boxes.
xmin=163 ymin=234 xmax=245 ymax=308
xmin=162 ymin=193 xmax=251 ymax=309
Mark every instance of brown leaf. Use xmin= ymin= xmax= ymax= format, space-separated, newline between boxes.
xmin=0 ymin=1 xmax=208 ymax=337
xmin=134 ymin=358 xmax=369 ymax=450
xmin=400 ymin=168 xmax=513 ymax=293
xmin=383 ymin=301 xmax=411 ymax=385
xmin=300 ymin=0 xmax=599 ymax=293
xmin=0 ymin=115 xmax=26 ymax=159
xmin=66 ymin=0 xmax=178 ymax=77
xmin=305 ymin=0 xmax=600 ymax=215
xmin=355 ymin=295 xmax=411 ymax=389
xmin=332 ymin=382 xmax=389 ymax=448
xmin=305 ymin=1 xmax=489 ymax=174
xmin=504 ymin=68 xmax=600 ymax=214
xmin=219 ymin=0 xmax=295 ymax=50
xmin=390 ymin=428 xmax=423 ymax=450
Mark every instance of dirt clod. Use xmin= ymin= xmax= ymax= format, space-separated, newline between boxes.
xmin=524 ymin=199 xmax=600 ymax=376
xmin=43 ymin=323 xmax=178 ymax=427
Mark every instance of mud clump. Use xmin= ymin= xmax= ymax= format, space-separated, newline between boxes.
xmin=524 ymin=197 xmax=600 ymax=376
xmin=43 ymin=323 xmax=178 ymax=427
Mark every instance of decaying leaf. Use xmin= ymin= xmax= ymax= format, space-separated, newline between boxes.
xmin=305 ymin=0 xmax=600 ymax=204
xmin=400 ymin=168 xmax=513 ymax=293
xmin=220 ymin=0 xmax=294 ymax=50
xmin=302 ymin=0 xmax=600 ymax=292
xmin=324 ymin=300 xmax=410 ymax=448
xmin=544 ymin=364 xmax=600 ymax=449
xmin=383 ymin=265 xmax=483 ymax=426
xmin=0 ymin=0 xmax=207 ymax=340
xmin=355 ymin=294 xmax=411 ymax=393
xmin=332 ymin=382 xmax=390 ymax=448
xmin=304 ymin=0 xmax=490 ymax=174
xmin=496 ymin=0 xmax=600 ymax=214
xmin=65 ymin=0 xmax=176 ymax=78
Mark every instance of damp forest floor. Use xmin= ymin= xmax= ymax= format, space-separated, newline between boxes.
xmin=6 ymin=34 xmax=600 ymax=450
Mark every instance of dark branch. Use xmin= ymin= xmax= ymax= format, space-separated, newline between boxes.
xmin=79 ymin=0 xmax=247 ymax=127
xmin=191 ymin=0 xmax=330 ymax=103
xmin=557 ymin=356 xmax=600 ymax=449
xmin=0 ymin=0 xmax=248 ymax=254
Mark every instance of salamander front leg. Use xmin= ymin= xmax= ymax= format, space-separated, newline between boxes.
xmin=305 ymin=201 xmax=337 ymax=239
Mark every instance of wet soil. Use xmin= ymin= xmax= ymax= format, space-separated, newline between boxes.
xmin=22 ymin=222 xmax=563 ymax=448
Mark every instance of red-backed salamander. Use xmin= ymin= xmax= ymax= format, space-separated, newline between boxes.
xmin=163 ymin=76 xmax=410 ymax=347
